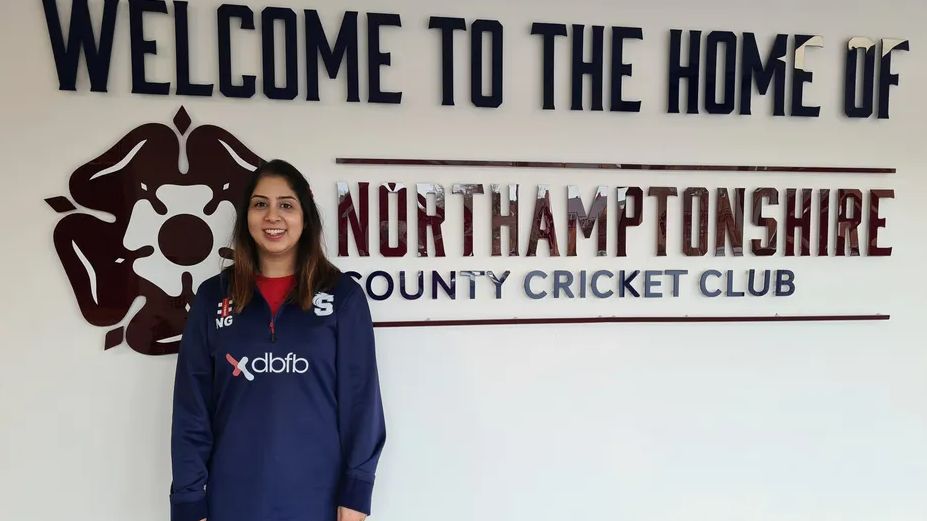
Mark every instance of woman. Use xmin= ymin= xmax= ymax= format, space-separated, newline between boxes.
xmin=169 ymin=160 xmax=386 ymax=521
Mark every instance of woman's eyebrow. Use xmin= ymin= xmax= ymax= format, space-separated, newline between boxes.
xmin=251 ymin=194 xmax=297 ymax=200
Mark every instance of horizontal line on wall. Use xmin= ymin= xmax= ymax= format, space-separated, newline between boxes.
xmin=372 ymin=314 xmax=889 ymax=328
xmin=336 ymin=158 xmax=895 ymax=174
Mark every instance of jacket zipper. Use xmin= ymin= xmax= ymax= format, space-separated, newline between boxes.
xmin=267 ymin=298 xmax=290 ymax=343
xmin=269 ymin=306 xmax=283 ymax=343
xmin=257 ymin=283 xmax=292 ymax=343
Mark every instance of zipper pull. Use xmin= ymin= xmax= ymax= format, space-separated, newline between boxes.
xmin=269 ymin=320 xmax=276 ymax=343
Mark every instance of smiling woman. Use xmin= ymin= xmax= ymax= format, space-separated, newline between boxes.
xmin=170 ymin=159 xmax=386 ymax=521
xmin=41 ymin=0 xmax=402 ymax=102
xmin=228 ymin=160 xmax=339 ymax=312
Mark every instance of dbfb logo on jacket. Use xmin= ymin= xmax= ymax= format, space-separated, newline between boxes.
xmin=226 ymin=352 xmax=309 ymax=382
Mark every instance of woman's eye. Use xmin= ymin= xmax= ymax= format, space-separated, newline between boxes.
xmin=281 ymin=203 xmax=293 ymax=209
xmin=253 ymin=201 xmax=266 ymax=208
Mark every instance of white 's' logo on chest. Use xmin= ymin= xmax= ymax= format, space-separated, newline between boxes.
xmin=312 ymin=292 xmax=334 ymax=316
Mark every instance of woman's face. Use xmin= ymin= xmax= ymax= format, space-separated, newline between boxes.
xmin=247 ymin=175 xmax=304 ymax=264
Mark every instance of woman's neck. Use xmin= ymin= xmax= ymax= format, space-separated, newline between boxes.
xmin=258 ymin=254 xmax=296 ymax=278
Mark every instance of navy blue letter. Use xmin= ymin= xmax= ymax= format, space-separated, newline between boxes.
xmin=367 ymin=13 xmax=402 ymax=104
xmin=42 ymin=0 xmax=119 ymax=92
xmin=218 ymin=4 xmax=256 ymax=98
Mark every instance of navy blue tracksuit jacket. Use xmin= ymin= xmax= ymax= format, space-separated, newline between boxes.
xmin=169 ymin=271 xmax=386 ymax=521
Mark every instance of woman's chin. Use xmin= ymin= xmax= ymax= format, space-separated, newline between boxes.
xmin=257 ymin=242 xmax=295 ymax=257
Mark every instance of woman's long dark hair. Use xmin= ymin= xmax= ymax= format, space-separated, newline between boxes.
xmin=228 ymin=159 xmax=340 ymax=313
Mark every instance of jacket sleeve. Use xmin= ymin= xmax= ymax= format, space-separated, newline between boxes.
xmin=169 ymin=283 xmax=215 ymax=521
xmin=335 ymin=285 xmax=387 ymax=515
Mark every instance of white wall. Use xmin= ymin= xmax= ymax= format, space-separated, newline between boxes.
xmin=1 ymin=0 xmax=925 ymax=520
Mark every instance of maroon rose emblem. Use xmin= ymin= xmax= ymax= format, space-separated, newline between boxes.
xmin=45 ymin=107 xmax=262 ymax=355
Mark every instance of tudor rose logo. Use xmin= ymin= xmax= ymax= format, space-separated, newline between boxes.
xmin=45 ymin=107 xmax=263 ymax=356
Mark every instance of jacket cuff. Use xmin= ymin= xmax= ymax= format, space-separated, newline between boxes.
xmin=338 ymin=475 xmax=375 ymax=515
xmin=171 ymin=498 xmax=208 ymax=521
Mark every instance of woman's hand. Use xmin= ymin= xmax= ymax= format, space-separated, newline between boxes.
xmin=337 ymin=506 xmax=367 ymax=521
